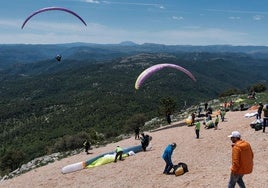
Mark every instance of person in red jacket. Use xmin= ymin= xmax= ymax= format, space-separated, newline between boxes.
xmin=227 ymin=131 xmax=254 ymax=188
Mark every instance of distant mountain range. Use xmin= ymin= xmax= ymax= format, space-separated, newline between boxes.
xmin=1 ymin=42 xmax=268 ymax=70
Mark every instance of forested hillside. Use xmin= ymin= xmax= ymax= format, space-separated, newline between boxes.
xmin=0 ymin=44 xmax=267 ymax=175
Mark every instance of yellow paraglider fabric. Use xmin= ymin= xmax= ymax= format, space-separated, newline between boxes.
xmin=235 ymin=98 xmax=244 ymax=103
xmin=87 ymin=153 xmax=129 ymax=168
xmin=185 ymin=116 xmax=192 ymax=125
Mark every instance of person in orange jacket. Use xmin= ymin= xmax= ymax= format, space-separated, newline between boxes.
xmin=227 ymin=131 xmax=254 ymax=188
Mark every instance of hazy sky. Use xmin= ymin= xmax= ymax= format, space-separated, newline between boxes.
xmin=1 ymin=0 xmax=268 ymax=45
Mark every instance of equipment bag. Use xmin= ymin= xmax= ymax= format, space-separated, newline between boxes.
xmin=172 ymin=162 xmax=189 ymax=176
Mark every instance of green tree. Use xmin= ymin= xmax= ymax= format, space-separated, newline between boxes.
xmin=0 ymin=149 xmax=26 ymax=175
xmin=158 ymin=97 xmax=177 ymax=116
xmin=248 ymin=83 xmax=267 ymax=93
xmin=219 ymin=88 xmax=243 ymax=97
xmin=125 ymin=113 xmax=147 ymax=133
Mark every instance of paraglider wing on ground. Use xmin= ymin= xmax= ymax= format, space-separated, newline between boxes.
xmin=61 ymin=145 xmax=143 ymax=174
xmin=21 ymin=7 xmax=87 ymax=29
xmin=134 ymin=63 xmax=196 ymax=89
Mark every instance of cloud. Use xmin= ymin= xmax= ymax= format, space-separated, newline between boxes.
xmin=0 ymin=20 xmax=259 ymax=45
xmin=0 ymin=19 xmax=22 ymax=28
xmin=0 ymin=27 xmax=261 ymax=45
xmin=172 ymin=16 xmax=184 ymax=21
xmin=83 ymin=0 xmax=100 ymax=3
xmin=144 ymin=28 xmax=251 ymax=45
xmin=253 ymin=15 xmax=263 ymax=21
xmin=0 ymin=18 xmax=265 ymax=45
xmin=228 ymin=16 xmax=240 ymax=20
xmin=205 ymin=9 xmax=268 ymax=15
xmin=102 ymin=1 xmax=164 ymax=9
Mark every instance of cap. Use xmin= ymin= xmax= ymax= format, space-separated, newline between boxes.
xmin=228 ymin=131 xmax=241 ymax=138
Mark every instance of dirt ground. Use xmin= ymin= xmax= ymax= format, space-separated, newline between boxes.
xmin=1 ymin=109 xmax=268 ymax=188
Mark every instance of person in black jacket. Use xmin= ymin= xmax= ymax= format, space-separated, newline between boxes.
xmin=166 ymin=112 xmax=171 ymax=124
xmin=134 ymin=127 xmax=140 ymax=140
xmin=83 ymin=140 xmax=91 ymax=155
xmin=140 ymin=133 xmax=150 ymax=151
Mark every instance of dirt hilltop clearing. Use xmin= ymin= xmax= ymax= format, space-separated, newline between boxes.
xmin=1 ymin=109 xmax=268 ymax=188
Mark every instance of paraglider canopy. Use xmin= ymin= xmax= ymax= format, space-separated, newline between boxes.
xmin=135 ymin=63 xmax=196 ymax=89
xmin=55 ymin=55 xmax=62 ymax=62
xmin=21 ymin=7 xmax=87 ymax=29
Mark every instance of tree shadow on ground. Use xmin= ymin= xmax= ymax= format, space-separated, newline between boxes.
xmin=150 ymin=121 xmax=186 ymax=133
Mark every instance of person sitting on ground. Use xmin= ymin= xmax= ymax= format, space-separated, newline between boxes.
xmin=203 ymin=120 xmax=215 ymax=129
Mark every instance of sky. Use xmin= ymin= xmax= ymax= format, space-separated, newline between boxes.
xmin=1 ymin=0 xmax=268 ymax=45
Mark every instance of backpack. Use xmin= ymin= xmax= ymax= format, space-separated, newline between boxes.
xmin=255 ymin=123 xmax=262 ymax=131
xmin=172 ymin=162 xmax=189 ymax=176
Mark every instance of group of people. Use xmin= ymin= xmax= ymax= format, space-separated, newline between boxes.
xmin=194 ymin=113 xmax=219 ymax=139
xmin=193 ymin=102 xmax=229 ymax=139
xmin=134 ymin=127 xmax=152 ymax=151
xmin=83 ymin=100 xmax=263 ymax=188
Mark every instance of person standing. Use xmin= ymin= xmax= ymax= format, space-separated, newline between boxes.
xmin=191 ymin=113 xmax=196 ymax=126
xmin=140 ymin=133 xmax=150 ymax=151
xmin=166 ymin=112 xmax=171 ymax=124
xmin=263 ymin=104 xmax=268 ymax=133
xmin=229 ymin=100 xmax=234 ymax=111
xmin=162 ymin=143 xmax=176 ymax=174
xmin=195 ymin=120 xmax=200 ymax=139
xmin=204 ymin=102 xmax=208 ymax=112
xmin=114 ymin=146 xmax=124 ymax=162
xmin=134 ymin=127 xmax=140 ymax=140
xmin=214 ymin=115 xmax=219 ymax=130
xmin=257 ymin=102 xmax=263 ymax=120
xmin=197 ymin=105 xmax=202 ymax=117
xmin=83 ymin=140 xmax=91 ymax=155
xmin=227 ymin=131 xmax=254 ymax=188
xmin=220 ymin=109 xmax=226 ymax=122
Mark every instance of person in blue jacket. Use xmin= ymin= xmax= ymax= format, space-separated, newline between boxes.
xmin=162 ymin=142 xmax=176 ymax=174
